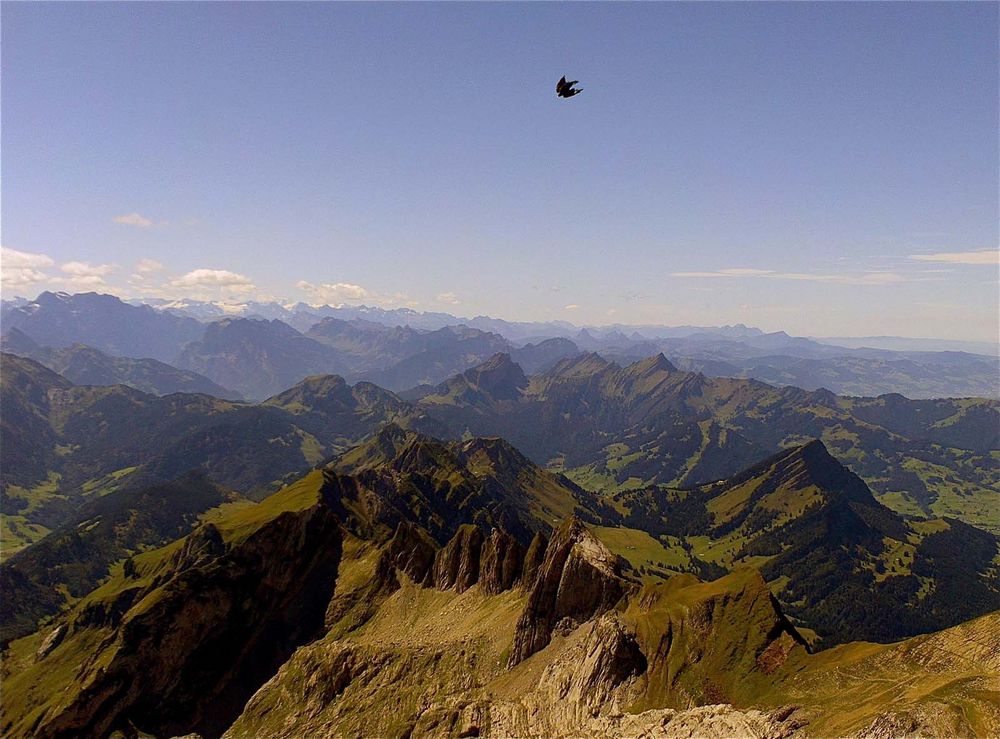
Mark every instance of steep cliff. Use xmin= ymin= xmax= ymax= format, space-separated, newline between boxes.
xmin=508 ymin=517 xmax=628 ymax=666
xmin=2 ymin=472 xmax=343 ymax=739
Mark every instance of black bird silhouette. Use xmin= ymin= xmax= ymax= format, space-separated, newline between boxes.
xmin=556 ymin=76 xmax=583 ymax=98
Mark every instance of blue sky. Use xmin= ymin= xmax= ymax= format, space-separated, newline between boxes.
xmin=2 ymin=2 xmax=997 ymax=340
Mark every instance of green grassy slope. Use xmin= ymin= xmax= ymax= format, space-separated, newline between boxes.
xmin=416 ymin=353 xmax=1000 ymax=532
xmin=606 ymin=440 xmax=1000 ymax=646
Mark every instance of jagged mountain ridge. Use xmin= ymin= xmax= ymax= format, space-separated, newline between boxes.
xmin=4 ymin=291 xmax=997 ymax=400
xmin=327 ymin=425 xmax=612 ymax=544
xmin=416 ymin=352 xmax=1000 ymax=533
xmin=325 ymin=428 xmax=999 ymax=647
xmin=3 ymin=452 xmax=995 ymax=738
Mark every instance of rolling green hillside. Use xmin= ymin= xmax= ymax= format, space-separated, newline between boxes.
xmin=417 ymin=353 xmax=1000 ymax=532
xmin=0 ymin=356 xmax=442 ymax=555
xmin=609 ymin=440 xmax=1000 ymax=646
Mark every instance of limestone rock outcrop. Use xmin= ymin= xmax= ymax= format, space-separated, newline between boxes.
xmin=521 ymin=531 xmax=548 ymax=588
xmin=508 ymin=517 xmax=627 ymax=666
xmin=383 ymin=520 xmax=437 ymax=585
xmin=479 ymin=529 xmax=525 ymax=595
xmin=433 ymin=524 xmax=486 ymax=592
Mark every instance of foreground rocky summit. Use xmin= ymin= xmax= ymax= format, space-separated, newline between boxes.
xmin=224 ymin=516 xmax=809 ymax=739
xmin=3 ymin=431 xmax=998 ymax=738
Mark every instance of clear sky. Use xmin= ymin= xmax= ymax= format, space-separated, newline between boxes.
xmin=2 ymin=2 xmax=997 ymax=341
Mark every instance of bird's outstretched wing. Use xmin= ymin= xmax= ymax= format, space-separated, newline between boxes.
xmin=556 ymin=76 xmax=567 ymax=93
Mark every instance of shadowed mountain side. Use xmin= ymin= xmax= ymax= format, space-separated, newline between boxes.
xmin=416 ymin=352 xmax=1000 ymax=532
xmin=610 ymin=441 xmax=1000 ymax=646
xmin=1 ymin=330 xmax=241 ymax=399
xmin=1 ymin=473 xmax=245 ymax=645
xmin=176 ymin=317 xmax=349 ymax=400
xmin=1 ymin=473 xmax=344 ymax=739
xmin=0 ymin=358 xmax=445 ymax=557
xmin=306 ymin=317 xmax=567 ymax=392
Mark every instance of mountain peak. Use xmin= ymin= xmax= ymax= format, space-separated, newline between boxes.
xmin=457 ymin=353 xmax=528 ymax=400
xmin=547 ymin=352 xmax=617 ymax=379
xmin=625 ymin=353 xmax=677 ymax=376
xmin=457 ymin=435 xmax=533 ymax=476
xmin=477 ymin=351 xmax=516 ymax=371
xmin=264 ymin=373 xmax=350 ymax=406
xmin=749 ymin=439 xmax=878 ymax=507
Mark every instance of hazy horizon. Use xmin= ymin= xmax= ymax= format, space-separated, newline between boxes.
xmin=6 ymin=288 xmax=999 ymax=356
xmin=2 ymin=2 xmax=998 ymax=342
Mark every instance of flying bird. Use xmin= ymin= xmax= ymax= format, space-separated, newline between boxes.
xmin=556 ymin=76 xmax=583 ymax=98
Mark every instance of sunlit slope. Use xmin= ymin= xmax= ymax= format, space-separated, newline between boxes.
xmin=416 ymin=352 xmax=1000 ymax=532
xmin=775 ymin=610 xmax=1000 ymax=737
xmin=4 ymin=455 xmax=996 ymax=738
xmin=1 ymin=471 xmax=340 ymax=739
xmin=609 ymin=440 xmax=1000 ymax=646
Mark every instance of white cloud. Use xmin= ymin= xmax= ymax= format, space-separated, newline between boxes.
xmin=671 ymin=268 xmax=912 ymax=285
xmin=171 ymin=269 xmax=254 ymax=291
xmin=336 ymin=284 xmax=372 ymax=300
xmin=61 ymin=261 xmax=115 ymax=277
xmin=297 ymin=280 xmax=415 ymax=308
xmin=436 ymin=292 xmax=460 ymax=305
xmin=114 ymin=213 xmax=155 ymax=228
xmin=135 ymin=258 xmax=165 ymax=273
xmin=1 ymin=268 xmax=49 ymax=289
xmin=852 ymin=272 xmax=908 ymax=285
xmin=2 ymin=247 xmax=55 ymax=269
xmin=717 ymin=268 xmax=775 ymax=276
xmin=1 ymin=247 xmax=56 ymax=291
xmin=564 ymin=304 xmax=580 ymax=310
xmin=910 ymin=249 xmax=998 ymax=265
xmin=671 ymin=269 xmax=776 ymax=278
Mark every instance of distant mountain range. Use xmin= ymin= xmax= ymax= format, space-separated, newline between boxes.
xmin=2 ymin=292 xmax=997 ymax=400
xmin=1 ymin=328 xmax=240 ymax=399
xmin=3 ymin=341 xmax=996 ymax=559
xmin=2 ymin=347 xmax=996 ymax=641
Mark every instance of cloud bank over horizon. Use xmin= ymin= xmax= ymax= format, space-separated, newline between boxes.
xmin=3 ymin=242 xmax=997 ymax=343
